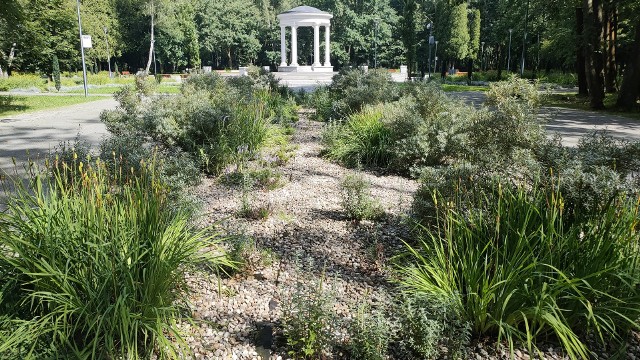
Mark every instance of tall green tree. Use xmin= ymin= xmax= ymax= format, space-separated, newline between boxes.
xmin=12 ymin=0 xmax=77 ymax=73
xmin=448 ymin=3 xmax=470 ymax=64
xmin=616 ymin=0 xmax=640 ymax=109
xmin=196 ymin=0 xmax=261 ymax=68
xmin=401 ymin=0 xmax=417 ymax=75
xmin=81 ymin=0 xmax=122 ymax=72
xmin=468 ymin=8 xmax=481 ymax=63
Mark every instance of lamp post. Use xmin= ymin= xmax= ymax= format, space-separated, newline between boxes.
xmin=521 ymin=0 xmax=530 ymax=77
xmin=480 ymin=41 xmax=485 ymax=72
xmin=103 ymin=26 xmax=112 ymax=78
xmin=507 ymin=29 xmax=513 ymax=72
xmin=373 ymin=20 xmax=377 ymax=69
xmin=75 ymin=0 xmax=88 ymax=97
xmin=427 ymin=21 xmax=433 ymax=79
xmin=434 ymin=40 xmax=438 ymax=77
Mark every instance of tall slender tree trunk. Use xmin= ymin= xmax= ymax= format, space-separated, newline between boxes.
xmin=576 ymin=7 xmax=588 ymax=96
xmin=583 ymin=0 xmax=605 ymax=110
xmin=603 ymin=2 xmax=617 ymax=93
xmin=497 ymin=43 xmax=503 ymax=80
xmin=617 ymin=22 xmax=640 ymax=110
xmin=145 ymin=1 xmax=155 ymax=74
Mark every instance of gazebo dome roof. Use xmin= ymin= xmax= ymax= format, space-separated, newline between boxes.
xmin=278 ymin=5 xmax=333 ymax=26
xmin=282 ymin=6 xmax=330 ymax=15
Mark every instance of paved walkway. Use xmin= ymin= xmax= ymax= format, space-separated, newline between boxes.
xmin=449 ymin=91 xmax=640 ymax=146
xmin=1 ymin=89 xmax=639 ymax=175
xmin=0 ymin=98 xmax=115 ymax=173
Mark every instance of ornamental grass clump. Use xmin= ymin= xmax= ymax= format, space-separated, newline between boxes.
xmin=0 ymin=158 xmax=230 ymax=359
xmin=323 ymin=104 xmax=393 ymax=169
xmin=400 ymin=183 xmax=640 ymax=359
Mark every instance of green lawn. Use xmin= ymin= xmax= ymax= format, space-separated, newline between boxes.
xmin=441 ymin=84 xmax=489 ymax=92
xmin=545 ymin=92 xmax=640 ymax=121
xmin=0 ymin=95 xmax=109 ymax=117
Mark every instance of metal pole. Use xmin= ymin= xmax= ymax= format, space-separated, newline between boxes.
xmin=153 ymin=43 xmax=157 ymax=74
xmin=104 ymin=26 xmax=112 ymax=78
xmin=520 ymin=0 xmax=530 ymax=77
xmin=507 ymin=29 xmax=512 ymax=72
xmin=481 ymin=41 xmax=485 ymax=72
xmin=434 ymin=40 xmax=438 ymax=77
xmin=76 ymin=0 xmax=88 ymax=97
xmin=374 ymin=19 xmax=379 ymax=69
xmin=427 ymin=22 xmax=433 ymax=79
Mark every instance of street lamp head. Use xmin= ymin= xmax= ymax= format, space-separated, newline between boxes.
xmin=509 ymin=28 xmax=513 ymax=33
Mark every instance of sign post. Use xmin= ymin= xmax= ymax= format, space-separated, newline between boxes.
xmin=76 ymin=0 xmax=89 ymax=97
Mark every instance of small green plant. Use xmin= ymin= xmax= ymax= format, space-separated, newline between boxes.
xmin=340 ymin=173 xmax=384 ymax=221
xmin=347 ymin=303 xmax=392 ymax=360
xmin=280 ymin=276 xmax=339 ymax=358
xmin=226 ymin=235 xmax=277 ymax=275
xmin=394 ymin=293 xmax=470 ymax=359
xmin=237 ymin=173 xmax=272 ymax=220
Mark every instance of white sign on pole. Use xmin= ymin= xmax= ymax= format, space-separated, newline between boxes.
xmin=81 ymin=35 xmax=92 ymax=48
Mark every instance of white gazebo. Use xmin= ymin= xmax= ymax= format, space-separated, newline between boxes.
xmin=277 ymin=6 xmax=333 ymax=73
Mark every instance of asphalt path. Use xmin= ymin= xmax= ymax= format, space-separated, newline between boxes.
xmin=0 ymin=98 xmax=116 ymax=174
xmin=449 ymin=91 xmax=640 ymax=147
xmin=1 ymin=89 xmax=639 ymax=176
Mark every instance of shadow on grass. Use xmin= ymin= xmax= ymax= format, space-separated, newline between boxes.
xmin=0 ymin=95 xmax=28 ymax=115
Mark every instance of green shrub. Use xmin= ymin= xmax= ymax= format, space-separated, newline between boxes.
xmin=347 ymin=303 xmax=393 ymax=360
xmin=540 ymin=71 xmax=577 ymax=88
xmin=307 ymin=86 xmax=333 ymax=121
xmin=225 ymin=235 xmax=276 ymax=275
xmin=0 ymin=159 xmax=230 ymax=359
xmin=328 ymin=68 xmax=398 ymax=120
xmin=485 ymin=76 xmax=543 ymax=111
xmin=339 ymin=173 xmax=384 ymax=221
xmin=395 ymin=293 xmax=470 ymax=359
xmin=390 ymin=84 xmax=474 ymax=173
xmin=401 ymin=183 xmax=640 ymax=359
xmin=104 ymin=72 xmax=293 ymax=176
xmin=99 ymin=134 xmax=201 ymax=193
xmin=281 ymin=277 xmax=339 ymax=358
xmin=323 ymin=104 xmax=393 ymax=168
xmin=0 ymin=74 xmax=47 ymax=91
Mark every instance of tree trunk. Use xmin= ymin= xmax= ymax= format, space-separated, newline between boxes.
xmin=617 ymin=22 xmax=640 ymax=110
xmin=603 ymin=2 xmax=617 ymax=93
xmin=497 ymin=43 xmax=503 ymax=80
xmin=576 ymin=7 xmax=588 ymax=96
xmin=144 ymin=3 xmax=155 ymax=75
xmin=583 ymin=0 xmax=605 ymax=110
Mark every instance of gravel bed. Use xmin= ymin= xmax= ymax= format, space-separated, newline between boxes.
xmin=179 ymin=114 xmax=640 ymax=360
xmin=182 ymin=115 xmax=416 ymax=359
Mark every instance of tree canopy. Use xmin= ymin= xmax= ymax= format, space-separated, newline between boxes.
xmin=0 ymin=0 xmax=639 ymax=108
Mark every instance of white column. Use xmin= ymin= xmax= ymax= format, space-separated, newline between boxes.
xmin=280 ymin=26 xmax=287 ymax=66
xmin=291 ymin=26 xmax=299 ymax=67
xmin=313 ymin=24 xmax=321 ymax=67
xmin=324 ymin=25 xmax=331 ymax=67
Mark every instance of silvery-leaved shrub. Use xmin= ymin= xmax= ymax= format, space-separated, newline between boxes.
xmin=329 ymin=68 xmax=399 ymax=120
